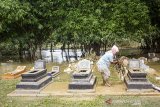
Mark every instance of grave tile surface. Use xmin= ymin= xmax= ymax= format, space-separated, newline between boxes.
xmin=68 ymin=59 xmax=96 ymax=91
xmin=125 ymin=59 xmax=153 ymax=91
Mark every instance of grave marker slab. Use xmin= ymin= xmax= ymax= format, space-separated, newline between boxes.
xmin=128 ymin=59 xmax=141 ymax=70
xmin=48 ymin=66 xmax=60 ymax=78
xmin=16 ymin=69 xmax=52 ymax=90
xmin=77 ymin=59 xmax=91 ymax=71
xmin=34 ymin=59 xmax=46 ymax=69
xmin=125 ymin=59 xmax=153 ymax=91
xmin=148 ymin=53 xmax=156 ymax=59
xmin=68 ymin=59 xmax=96 ymax=92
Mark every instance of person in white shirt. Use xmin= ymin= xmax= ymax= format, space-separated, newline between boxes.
xmin=97 ymin=45 xmax=119 ymax=86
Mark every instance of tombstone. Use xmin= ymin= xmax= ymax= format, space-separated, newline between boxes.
xmin=34 ymin=59 xmax=46 ymax=69
xmin=148 ymin=53 xmax=155 ymax=59
xmin=77 ymin=59 xmax=91 ymax=71
xmin=68 ymin=59 xmax=96 ymax=92
xmin=138 ymin=57 xmax=148 ymax=64
xmin=16 ymin=69 xmax=52 ymax=91
xmin=148 ymin=53 xmax=159 ymax=62
xmin=128 ymin=59 xmax=141 ymax=70
xmin=124 ymin=59 xmax=153 ymax=91
xmin=48 ymin=66 xmax=60 ymax=78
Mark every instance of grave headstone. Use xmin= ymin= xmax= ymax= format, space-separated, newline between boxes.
xmin=148 ymin=53 xmax=160 ymax=62
xmin=148 ymin=53 xmax=155 ymax=59
xmin=68 ymin=59 xmax=96 ymax=92
xmin=77 ymin=59 xmax=91 ymax=71
xmin=128 ymin=59 xmax=141 ymax=70
xmin=34 ymin=59 xmax=46 ymax=69
xmin=125 ymin=59 xmax=152 ymax=91
xmin=48 ymin=66 xmax=60 ymax=78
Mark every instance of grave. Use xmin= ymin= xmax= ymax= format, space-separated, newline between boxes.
xmin=2 ymin=66 xmax=26 ymax=79
xmin=34 ymin=59 xmax=46 ymax=69
xmin=124 ymin=59 xmax=153 ymax=91
xmin=16 ymin=69 xmax=52 ymax=93
xmin=148 ymin=53 xmax=156 ymax=59
xmin=68 ymin=59 xmax=96 ymax=92
xmin=148 ymin=53 xmax=160 ymax=62
xmin=13 ymin=60 xmax=52 ymax=94
xmin=48 ymin=66 xmax=60 ymax=78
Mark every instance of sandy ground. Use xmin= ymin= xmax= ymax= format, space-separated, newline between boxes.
xmin=8 ymin=81 xmax=160 ymax=98
xmin=41 ymin=82 xmax=126 ymax=95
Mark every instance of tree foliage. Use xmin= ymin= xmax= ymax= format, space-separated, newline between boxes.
xmin=0 ymin=0 xmax=159 ymax=61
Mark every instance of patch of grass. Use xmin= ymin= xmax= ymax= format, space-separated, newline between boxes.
xmin=0 ymin=79 xmax=19 ymax=107
xmin=148 ymin=62 xmax=160 ymax=72
xmin=147 ymin=62 xmax=160 ymax=86
xmin=93 ymin=64 xmax=122 ymax=86
xmin=110 ymin=66 xmax=123 ymax=85
xmin=147 ymin=75 xmax=160 ymax=86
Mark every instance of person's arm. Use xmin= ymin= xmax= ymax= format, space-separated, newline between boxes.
xmin=111 ymin=60 xmax=118 ymax=64
xmin=108 ymin=54 xmax=118 ymax=64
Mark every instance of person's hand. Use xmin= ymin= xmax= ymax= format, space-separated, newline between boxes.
xmin=111 ymin=60 xmax=118 ymax=64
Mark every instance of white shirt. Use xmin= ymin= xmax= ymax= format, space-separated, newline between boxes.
xmin=97 ymin=50 xmax=114 ymax=67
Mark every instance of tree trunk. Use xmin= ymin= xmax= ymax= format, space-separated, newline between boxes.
xmin=61 ymin=42 xmax=69 ymax=62
xmin=73 ymin=42 xmax=78 ymax=60
xmin=50 ymin=42 xmax=53 ymax=62
xmin=80 ymin=44 xmax=85 ymax=58
xmin=61 ymin=43 xmax=64 ymax=61
xmin=84 ymin=44 xmax=87 ymax=54
xmin=28 ymin=49 xmax=32 ymax=62
xmin=18 ymin=41 xmax=23 ymax=62
xmin=29 ymin=42 xmax=37 ymax=62
xmin=88 ymin=44 xmax=91 ymax=55
xmin=104 ymin=43 xmax=107 ymax=52
xmin=67 ymin=42 xmax=70 ymax=61
xmin=92 ymin=42 xmax=101 ymax=56
xmin=39 ymin=45 xmax=42 ymax=59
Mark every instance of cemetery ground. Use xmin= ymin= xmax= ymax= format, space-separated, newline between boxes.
xmin=0 ymin=61 xmax=160 ymax=107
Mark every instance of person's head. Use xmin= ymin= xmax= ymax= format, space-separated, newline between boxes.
xmin=111 ymin=45 xmax=119 ymax=55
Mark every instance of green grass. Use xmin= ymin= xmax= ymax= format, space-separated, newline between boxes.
xmin=148 ymin=61 xmax=160 ymax=72
xmin=0 ymin=62 xmax=160 ymax=107
xmin=147 ymin=62 xmax=160 ymax=86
